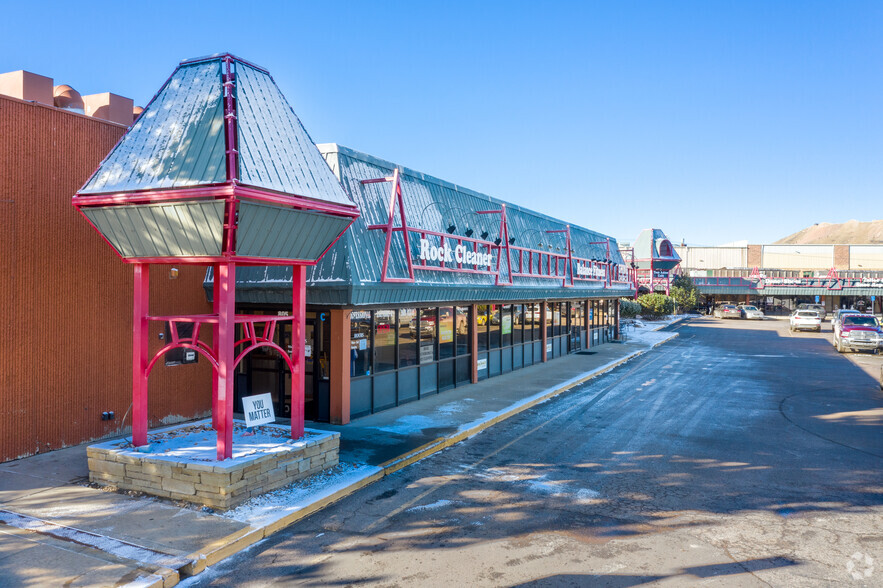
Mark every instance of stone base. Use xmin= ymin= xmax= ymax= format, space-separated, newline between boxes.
xmin=87 ymin=420 xmax=340 ymax=510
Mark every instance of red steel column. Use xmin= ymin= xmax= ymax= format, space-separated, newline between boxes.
xmin=132 ymin=264 xmax=150 ymax=447
xmin=211 ymin=264 xmax=220 ymax=431
xmin=292 ymin=265 xmax=306 ymax=439
xmin=216 ymin=262 xmax=235 ymax=460
xmin=541 ymin=301 xmax=548 ymax=362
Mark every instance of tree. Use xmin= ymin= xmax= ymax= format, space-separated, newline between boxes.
xmin=669 ymin=274 xmax=699 ymax=312
xmin=637 ymin=293 xmax=675 ymax=318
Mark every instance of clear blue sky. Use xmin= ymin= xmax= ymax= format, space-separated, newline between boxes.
xmin=2 ymin=1 xmax=880 ymax=245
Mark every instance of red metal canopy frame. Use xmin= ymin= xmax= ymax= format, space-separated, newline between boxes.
xmin=361 ymin=174 xmax=633 ymax=289
xmin=72 ymin=55 xmax=359 ymax=460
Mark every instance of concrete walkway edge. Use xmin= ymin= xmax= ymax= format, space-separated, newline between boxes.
xmin=168 ymin=328 xmax=682 ymax=586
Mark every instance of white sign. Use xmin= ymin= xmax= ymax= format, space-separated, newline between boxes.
xmin=477 ymin=358 xmax=488 ymax=371
xmin=420 ymin=344 xmax=434 ymax=363
xmin=242 ymin=393 xmax=275 ymax=427
xmin=546 ymin=343 xmax=552 ymax=353
xmin=305 ymin=345 xmax=312 ymax=358
xmin=576 ymin=263 xmax=606 ymax=279
xmin=418 ymin=238 xmax=493 ymax=267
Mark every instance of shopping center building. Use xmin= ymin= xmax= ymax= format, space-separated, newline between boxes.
xmin=0 ymin=60 xmax=633 ymax=462
xmin=216 ymin=143 xmax=635 ymax=425
xmin=675 ymin=243 xmax=883 ymax=314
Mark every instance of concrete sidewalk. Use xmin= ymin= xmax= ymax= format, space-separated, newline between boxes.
xmin=0 ymin=320 xmax=684 ymax=587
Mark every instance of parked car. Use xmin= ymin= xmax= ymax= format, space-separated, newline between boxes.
xmin=797 ymin=303 xmax=827 ymax=320
xmin=790 ymin=310 xmax=821 ymax=332
xmin=713 ymin=304 xmax=741 ymax=319
xmin=738 ymin=305 xmax=765 ymax=320
xmin=832 ymin=309 xmax=861 ymax=332
xmin=832 ymin=314 xmax=882 ymax=353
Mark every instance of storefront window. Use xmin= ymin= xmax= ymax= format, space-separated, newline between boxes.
xmin=477 ymin=305 xmax=489 ymax=352
xmin=374 ymin=310 xmax=396 ymax=372
xmin=571 ymin=301 xmax=584 ymax=330
xmin=501 ymin=304 xmax=512 ymax=347
xmin=439 ymin=307 xmax=454 ymax=359
xmin=514 ymin=304 xmax=524 ymax=344
xmin=553 ymin=302 xmax=562 ymax=336
xmin=418 ymin=307 xmax=437 ymax=363
xmin=528 ymin=303 xmax=542 ymax=340
xmin=399 ymin=308 xmax=417 ymax=367
xmin=546 ymin=303 xmax=554 ymax=338
xmin=350 ymin=310 xmax=372 ymax=377
xmin=456 ymin=306 xmax=470 ymax=356
xmin=489 ymin=304 xmax=502 ymax=348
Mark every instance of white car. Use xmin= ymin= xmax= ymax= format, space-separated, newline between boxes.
xmin=739 ymin=305 xmax=765 ymax=320
xmin=790 ymin=310 xmax=821 ymax=332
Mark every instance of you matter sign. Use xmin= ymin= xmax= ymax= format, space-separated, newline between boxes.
xmin=242 ymin=393 xmax=275 ymax=427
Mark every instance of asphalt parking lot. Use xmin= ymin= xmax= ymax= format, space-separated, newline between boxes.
xmin=713 ymin=313 xmax=883 ymax=386
xmin=191 ymin=316 xmax=883 ymax=586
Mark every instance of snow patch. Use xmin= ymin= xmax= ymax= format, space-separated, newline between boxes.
xmin=407 ymin=499 xmax=454 ymax=512
xmin=221 ymin=462 xmax=380 ymax=526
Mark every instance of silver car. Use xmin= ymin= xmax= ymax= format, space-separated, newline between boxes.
xmin=739 ymin=305 xmax=764 ymax=320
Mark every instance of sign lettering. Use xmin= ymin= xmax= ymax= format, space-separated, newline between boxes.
xmin=418 ymin=239 xmax=493 ymax=268
xmin=242 ymin=393 xmax=275 ymax=427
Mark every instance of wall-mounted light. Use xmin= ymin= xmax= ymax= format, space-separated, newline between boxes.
xmin=480 ymin=230 xmax=489 ymax=240
xmin=169 ymin=267 xmax=179 ymax=279
xmin=464 ymin=228 xmax=474 ymax=237
xmin=446 ymin=224 xmax=456 ymax=234
xmin=494 ymin=238 xmax=502 ymax=246
xmin=509 ymin=237 xmax=516 ymax=245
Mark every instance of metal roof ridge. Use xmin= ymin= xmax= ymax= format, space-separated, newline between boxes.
xmin=178 ymin=53 xmax=270 ymax=74
xmin=318 ymin=143 xmax=619 ymax=244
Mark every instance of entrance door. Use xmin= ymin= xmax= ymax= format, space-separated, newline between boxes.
xmin=303 ymin=314 xmax=331 ymax=422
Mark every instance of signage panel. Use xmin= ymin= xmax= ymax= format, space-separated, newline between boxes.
xmin=477 ymin=358 xmax=488 ymax=371
xmin=242 ymin=393 xmax=275 ymax=427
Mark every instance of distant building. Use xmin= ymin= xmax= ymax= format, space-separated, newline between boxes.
xmin=674 ymin=243 xmax=883 ymax=314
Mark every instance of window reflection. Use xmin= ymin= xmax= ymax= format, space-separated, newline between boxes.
xmin=418 ymin=308 xmax=437 ymax=363
xmin=439 ymin=307 xmax=454 ymax=359
xmin=456 ymin=306 xmax=470 ymax=356
xmin=350 ymin=310 xmax=372 ymax=377
xmin=399 ymin=308 xmax=417 ymax=367
xmin=374 ymin=310 xmax=396 ymax=372
xmin=501 ymin=304 xmax=512 ymax=347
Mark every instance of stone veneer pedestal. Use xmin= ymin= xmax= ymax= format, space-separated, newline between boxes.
xmin=87 ymin=421 xmax=340 ymax=510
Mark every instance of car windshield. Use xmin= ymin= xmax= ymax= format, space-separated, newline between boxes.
xmin=843 ymin=316 xmax=878 ymax=327
xmin=796 ymin=311 xmax=818 ymax=318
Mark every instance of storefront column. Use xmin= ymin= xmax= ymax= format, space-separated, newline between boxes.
xmin=541 ymin=301 xmax=548 ymax=362
xmin=329 ymin=308 xmax=351 ymax=425
xmin=614 ymin=299 xmax=620 ymax=340
xmin=471 ymin=304 xmax=479 ymax=383
xmin=132 ymin=263 xmax=149 ymax=448
xmin=291 ymin=265 xmax=305 ymax=439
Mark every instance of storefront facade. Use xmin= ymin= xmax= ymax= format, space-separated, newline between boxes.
xmin=214 ymin=145 xmax=634 ymax=423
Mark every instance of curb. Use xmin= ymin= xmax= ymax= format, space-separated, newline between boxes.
xmin=149 ymin=330 xmax=683 ymax=585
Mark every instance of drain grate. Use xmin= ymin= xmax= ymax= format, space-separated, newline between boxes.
xmin=575 ymin=351 xmax=597 ymax=355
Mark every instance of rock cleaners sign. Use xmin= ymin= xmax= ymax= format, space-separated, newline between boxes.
xmin=242 ymin=393 xmax=275 ymax=427
xmin=418 ymin=238 xmax=493 ymax=267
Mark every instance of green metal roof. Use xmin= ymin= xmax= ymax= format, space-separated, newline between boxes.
xmin=79 ymin=55 xmax=353 ymax=208
xmin=207 ymin=144 xmax=634 ymax=305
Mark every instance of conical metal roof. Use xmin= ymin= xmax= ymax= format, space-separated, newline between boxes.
xmin=79 ymin=54 xmax=354 ymax=208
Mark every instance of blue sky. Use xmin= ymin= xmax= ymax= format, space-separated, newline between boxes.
xmin=2 ymin=1 xmax=880 ymax=245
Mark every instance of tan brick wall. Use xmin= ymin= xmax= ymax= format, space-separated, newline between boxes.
xmin=747 ymin=244 xmax=762 ymax=267
xmin=88 ymin=433 xmax=340 ymax=510
xmin=834 ymin=245 xmax=850 ymax=269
